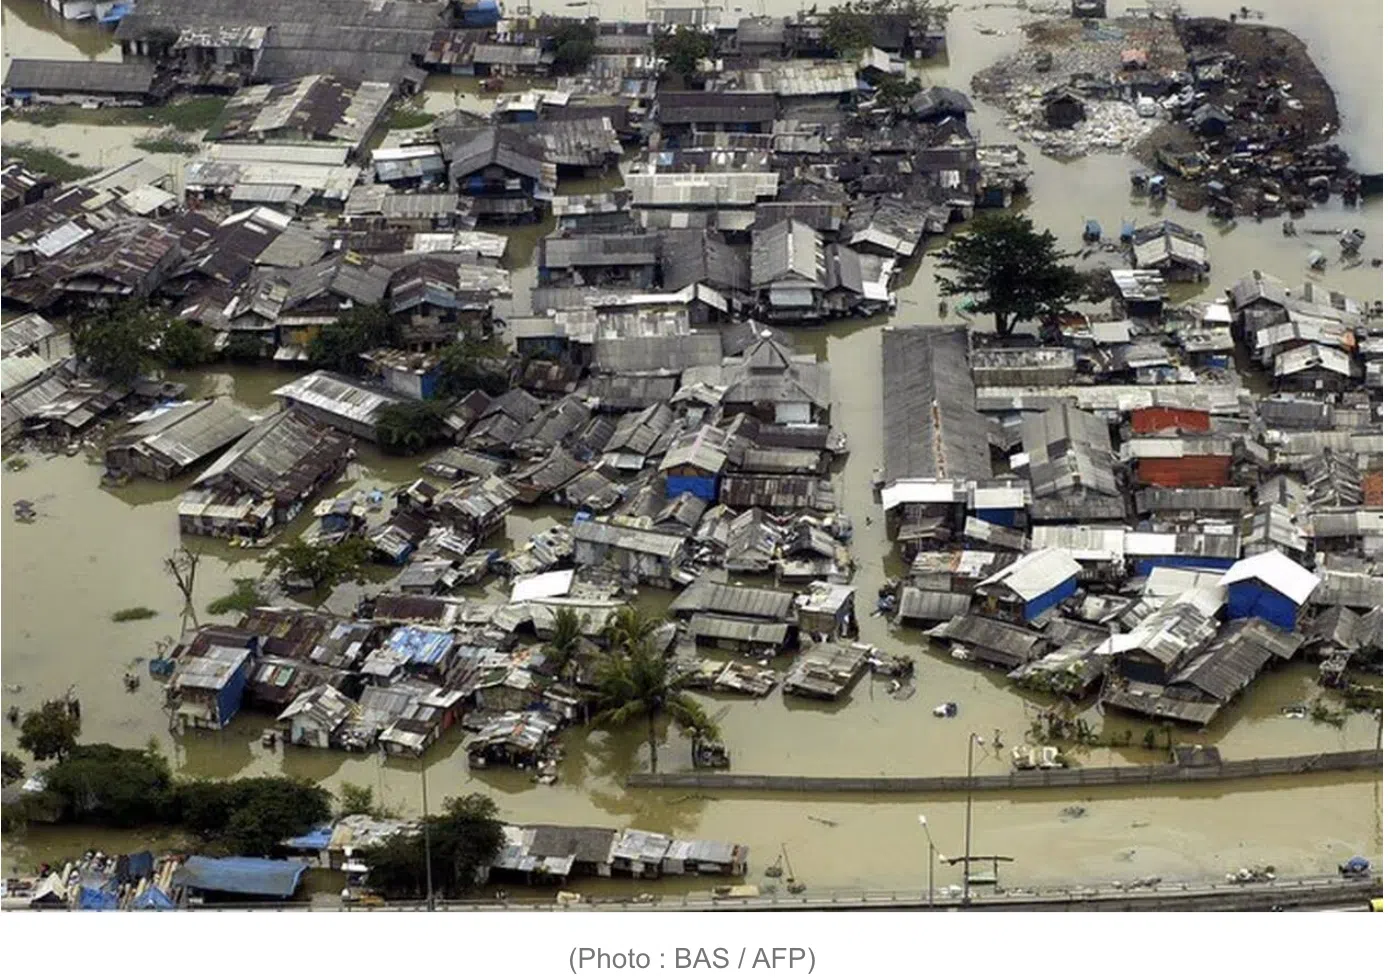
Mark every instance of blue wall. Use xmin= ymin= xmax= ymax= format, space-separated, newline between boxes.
xmin=975 ymin=508 xmax=1021 ymax=528
xmin=1226 ymin=582 xmax=1300 ymax=632
xmin=1134 ymin=555 xmax=1237 ymax=577
xmin=669 ymin=474 xmax=718 ymax=502
xmin=216 ymin=658 xmax=251 ymax=729
xmin=1023 ymin=576 xmax=1078 ymax=620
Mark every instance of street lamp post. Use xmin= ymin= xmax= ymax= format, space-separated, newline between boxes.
xmin=963 ymin=732 xmax=984 ymax=906
xmin=916 ymin=814 xmax=936 ymax=908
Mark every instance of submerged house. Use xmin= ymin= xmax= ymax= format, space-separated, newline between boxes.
xmin=750 ymin=219 xmax=825 ymax=321
xmin=273 ymin=370 xmax=404 ymax=442
xmin=974 ymin=549 xmax=1082 ymax=624
xmin=880 ymin=326 xmax=994 ymax=554
xmin=1018 ymin=404 xmax=1125 ymax=523
xmin=571 ymin=519 xmax=690 ymax=588
xmin=1219 ymin=551 xmax=1320 ymax=632
xmin=448 ymin=127 xmax=552 ymax=224
xmin=104 ymin=399 xmax=253 ymax=481
xmin=1130 ymin=220 xmax=1209 ymax=282
xmin=170 ymin=645 xmax=253 ymax=733
xmin=178 ymin=410 xmax=352 ymax=540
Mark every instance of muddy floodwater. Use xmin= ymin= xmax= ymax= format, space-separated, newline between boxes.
xmin=1 ymin=0 xmax=1382 ymax=892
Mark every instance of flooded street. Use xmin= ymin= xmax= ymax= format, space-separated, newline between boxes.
xmin=1 ymin=0 xmax=1381 ymax=890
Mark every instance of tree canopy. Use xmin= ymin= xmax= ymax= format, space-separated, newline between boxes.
xmin=543 ymin=608 xmax=585 ymax=683
xmin=172 ymin=776 xmax=333 ymax=855
xmin=71 ymin=304 xmax=163 ymax=385
xmin=361 ymin=793 xmax=505 ymax=899
xmin=265 ymin=537 xmax=374 ymax=593
xmin=40 ymin=742 xmax=172 ymax=827
xmin=158 ymin=319 xmax=215 ymax=368
xmin=873 ymin=74 xmax=922 ymax=113
xmin=375 ymin=399 xmax=449 ymax=456
xmin=307 ymin=304 xmax=398 ymax=374
xmin=18 ymin=698 xmax=81 ymax=762
xmin=655 ymin=26 xmax=714 ymax=79
xmin=2 ymin=751 xmax=26 ymax=787
xmin=70 ymin=304 xmax=215 ymax=383
xmin=592 ymin=637 xmax=716 ymax=774
xmin=822 ymin=7 xmax=875 ymax=57
xmin=550 ymin=23 xmax=597 ymax=75
xmin=436 ymin=338 xmax=510 ymax=398
xmin=934 ymin=212 xmax=1085 ymax=335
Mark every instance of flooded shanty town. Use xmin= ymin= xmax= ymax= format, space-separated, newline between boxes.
xmin=0 ymin=0 xmax=1381 ymax=911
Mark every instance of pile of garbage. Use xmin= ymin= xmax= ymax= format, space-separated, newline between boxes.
xmin=1000 ymin=94 xmax=1164 ymax=159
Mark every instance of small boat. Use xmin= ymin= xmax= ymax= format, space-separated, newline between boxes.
xmin=1083 ymin=218 xmax=1102 ymax=242
xmin=1281 ymin=219 xmax=1296 ymax=236
xmin=1307 ymin=249 xmax=1327 ymax=270
xmin=1119 ymin=219 xmax=1135 ymax=242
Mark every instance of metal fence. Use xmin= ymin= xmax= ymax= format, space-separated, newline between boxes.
xmin=625 ymin=749 xmax=1384 ymax=794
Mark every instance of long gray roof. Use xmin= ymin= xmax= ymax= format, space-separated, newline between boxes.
xmin=593 ymin=334 xmax=723 ymax=374
xmin=192 ymin=409 xmax=350 ymax=502
xmin=4 ymin=59 xmax=155 ymax=95
xmin=112 ymin=399 xmax=254 ymax=467
xmin=881 ymin=326 xmax=993 ymax=485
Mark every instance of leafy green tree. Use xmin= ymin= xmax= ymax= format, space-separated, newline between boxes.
xmin=602 ymin=605 xmax=661 ymax=657
xmin=361 ymin=793 xmax=505 ymax=899
xmin=934 ymin=212 xmax=1085 ymax=336
xmin=158 ymin=319 xmax=214 ymax=368
xmin=436 ymin=338 xmax=508 ymax=398
xmin=172 ymin=777 xmax=332 ymax=855
xmin=206 ymin=578 xmax=263 ymax=616
xmin=18 ymin=699 xmax=81 ymax=762
xmin=543 ymin=608 xmax=585 ymax=683
xmin=1 ymin=751 xmax=25 ymax=787
xmin=874 ymin=74 xmax=921 ymax=113
xmin=592 ymin=638 xmax=716 ymax=773
xmin=224 ymin=333 xmax=266 ymax=362
xmin=41 ymin=743 xmax=172 ymax=826
xmin=70 ymin=303 xmax=165 ymax=385
xmin=823 ymin=6 xmax=875 ymax=56
xmin=551 ymin=23 xmax=597 ymax=75
xmin=265 ymin=537 xmax=374 ymax=592
xmin=655 ymin=26 xmax=714 ymax=79
xmin=338 ymin=782 xmax=378 ymax=817
xmin=375 ymin=400 xmax=449 ymax=456
xmin=307 ymin=304 xmax=397 ymax=374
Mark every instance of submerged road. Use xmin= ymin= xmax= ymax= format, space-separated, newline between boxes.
xmin=625 ymin=749 xmax=1385 ymax=794
xmin=9 ymin=875 xmax=1371 ymax=913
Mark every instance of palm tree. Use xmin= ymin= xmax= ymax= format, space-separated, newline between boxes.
xmin=543 ymin=608 xmax=585 ymax=684
xmin=591 ymin=639 xmax=717 ymax=774
xmin=602 ymin=605 xmax=661 ymax=657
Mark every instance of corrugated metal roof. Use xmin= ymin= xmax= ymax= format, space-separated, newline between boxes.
xmin=1220 ymin=551 xmax=1319 ymax=604
xmin=273 ymin=370 xmax=402 ymax=426
xmin=882 ymin=326 xmax=993 ymax=484
xmin=978 ymin=549 xmax=1082 ymax=600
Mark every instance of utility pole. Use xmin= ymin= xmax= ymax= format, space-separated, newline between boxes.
xmin=916 ymin=814 xmax=936 ymax=907
xmin=963 ymin=732 xmax=984 ymax=906
xmin=419 ymin=755 xmax=435 ymax=910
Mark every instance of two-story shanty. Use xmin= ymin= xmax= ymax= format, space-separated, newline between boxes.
xmin=448 ymin=128 xmax=552 ymax=224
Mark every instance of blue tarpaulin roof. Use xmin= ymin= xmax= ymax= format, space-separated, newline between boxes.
xmin=282 ymin=823 xmax=334 ymax=851
xmin=174 ymin=856 xmax=309 ymax=898
xmin=384 ymin=625 xmax=454 ymax=666
xmin=132 ymin=886 xmax=176 ymax=910
xmin=127 ymin=851 xmax=155 ymax=881
xmin=78 ymin=886 xmax=120 ymax=910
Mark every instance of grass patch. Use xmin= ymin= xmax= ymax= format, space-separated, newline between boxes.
xmin=111 ymin=607 xmax=158 ymax=623
xmin=388 ymin=104 xmax=437 ymax=130
xmin=133 ymin=133 xmax=201 ymax=155
xmin=206 ymin=579 xmax=263 ymax=617
xmin=14 ymin=97 xmax=229 ymax=133
xmin=2 ymin=142 xmax=99 ymax=182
